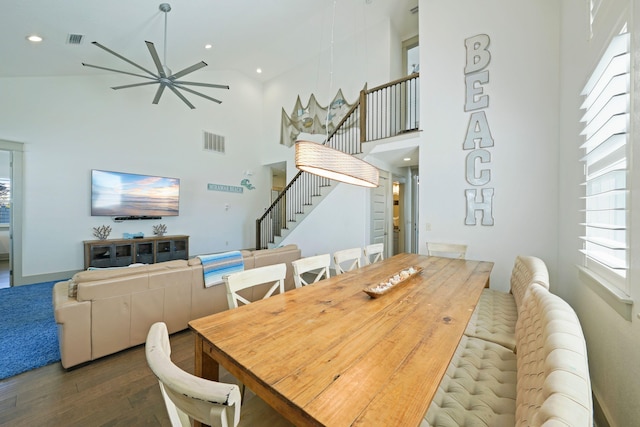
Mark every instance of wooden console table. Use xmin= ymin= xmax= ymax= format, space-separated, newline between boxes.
xmin=83 ymin=235 xmax=189 ymax=269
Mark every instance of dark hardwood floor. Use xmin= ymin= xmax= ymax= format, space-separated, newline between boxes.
xmin=0 ymin=330 xmax=225 ymax=426
xmin=0 ymin=331 xmax=196 ymax=426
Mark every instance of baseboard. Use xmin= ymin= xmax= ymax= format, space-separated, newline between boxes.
xmin=593 ymin=390 xmax=611 ymax=427
xmin=12 ymin=269 xmax=79 ymax=286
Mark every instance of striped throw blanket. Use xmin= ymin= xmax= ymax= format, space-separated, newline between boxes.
xmin=197 ymin=251 xmax=244 ymax=288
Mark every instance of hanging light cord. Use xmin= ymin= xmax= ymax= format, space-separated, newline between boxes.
xmin=325 ymin=0 xmax=337 ymax=139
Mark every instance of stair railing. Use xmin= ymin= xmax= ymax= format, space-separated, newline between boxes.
xmin=256 ymin=73 xmax=419 ymax=249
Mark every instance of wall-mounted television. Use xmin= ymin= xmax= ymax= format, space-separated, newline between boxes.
xmin=91 ymin=170 xmax=180 ymax=218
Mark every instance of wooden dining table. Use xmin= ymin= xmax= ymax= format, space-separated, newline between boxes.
xmin=189 ymin=253 xmax=493 ymax=427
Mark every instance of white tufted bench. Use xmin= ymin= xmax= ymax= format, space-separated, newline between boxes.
xmin=423 ymin=283 xmax=592 ymax=426
xmin=422 ymin=335 xmax=518 ymax=426
xmin=464 ymin=256 xmax=550 ymax=351
xmin=514 ymin=284 xmax=592 ymax=425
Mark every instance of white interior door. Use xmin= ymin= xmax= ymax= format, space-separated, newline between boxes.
xmin=370 ymin=171 xmax=390 ymax=256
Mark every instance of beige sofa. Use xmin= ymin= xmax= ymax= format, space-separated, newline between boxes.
xmin=53 ymin=244 xmax=301 ymax=369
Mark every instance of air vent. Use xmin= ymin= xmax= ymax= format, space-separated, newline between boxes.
xmin=67 ymin=33 xmax=84 ymax=45
xmin=203 ymin=131 xmax=225 ymax=153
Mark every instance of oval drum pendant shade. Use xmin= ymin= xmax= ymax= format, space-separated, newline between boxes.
xmin=295 ymin=140 xmax=379 ymax=188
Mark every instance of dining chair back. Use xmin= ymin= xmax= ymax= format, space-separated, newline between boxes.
xmin=146 ymin=322 xmax=293 ymax=427
xmin=363 ymin=243 xmax=384 ymax=265
xmin=426 ymin=242 xmax=467 ymax=259
xmin=146 ymin=322 xmax=242 ymax=427
xmin=291 ymin=254 xmax=331 ymax=288
xmin=333 ymin=247 xmax=362 ymax=275
xmin=224 ymin=263 xmax=287 ymax=309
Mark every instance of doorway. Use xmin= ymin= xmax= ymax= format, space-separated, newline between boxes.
xmin=0 ymin=140 xmax=23 ymax=288
xmin=392 ymin=181 xmax=405 ymax=255
xmin=0 ymin=151 xmax=9 ymax=289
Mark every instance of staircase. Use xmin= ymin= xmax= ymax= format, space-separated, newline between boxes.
xmin=256 ymin=73 xmax=420 ymax=249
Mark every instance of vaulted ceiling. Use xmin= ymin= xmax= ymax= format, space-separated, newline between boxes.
xmin=2 ymin=0 xmax=418 ymax=81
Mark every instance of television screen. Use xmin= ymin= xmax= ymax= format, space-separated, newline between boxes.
xmin=91 ymin=170 xmax=180 ymax=217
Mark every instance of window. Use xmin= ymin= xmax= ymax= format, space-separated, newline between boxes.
xmin=579 ymin=30 xmax=629 ymax=294
xmin=0 ymin=178 xmax=9 ymax=225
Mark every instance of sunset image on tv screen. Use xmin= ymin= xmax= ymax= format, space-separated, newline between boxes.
xmin=91 ymin=170 xmax=180 ymax=217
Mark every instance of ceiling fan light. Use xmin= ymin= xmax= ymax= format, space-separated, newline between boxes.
xmin=295 ymin=140 xmax=379 ymax=188
xmin=82 ymin=3 xmax=228 ymax=109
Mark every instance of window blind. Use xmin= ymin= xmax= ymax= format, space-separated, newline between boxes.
xmin=579 ymin=31 xmax=629 ymax=291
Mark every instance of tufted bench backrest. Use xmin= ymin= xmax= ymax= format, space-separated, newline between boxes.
xmin=515 ymin=283 xmax=592 ymax=426
xmin=510 ymin=256 xmax=550 ymax=312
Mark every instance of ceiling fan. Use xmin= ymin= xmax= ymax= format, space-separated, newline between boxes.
xmin=82 ymin=3 xmax=229 ymax=109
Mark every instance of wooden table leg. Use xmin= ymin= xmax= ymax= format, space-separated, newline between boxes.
xmin=194 ymin=333 xmax=219 ymax=380
xmin=193 ymin=333 xmax=220 ymax=427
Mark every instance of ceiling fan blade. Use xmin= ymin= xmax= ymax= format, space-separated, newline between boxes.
xmin=91 ymin=41 xmax=159 ymax=79
xmin=112 ymin=81 xmax=159 ymax=90
xmin=173 ymin=80 xmax=230 ymax=90
xmin=145 ymin=41 xmax=166 ymax=78
xmin=167 ymin=85 xmax=195 ymax=109
xmin=82 ymin=63 xmax=156 ymax=81
xmin=170 ymin=62 xmax=208 ymax=80
xmin=152 ymin=84 xmax=167 ymax=104
xmin=174 ymin=84 xmax=223 ymax=104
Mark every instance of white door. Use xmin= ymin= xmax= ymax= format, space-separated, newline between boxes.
xmin=370 ymin=171 xmax=390 ymax=257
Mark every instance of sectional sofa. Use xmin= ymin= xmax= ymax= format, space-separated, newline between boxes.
xmin=53 ymin=244 xmax=301 ymax=369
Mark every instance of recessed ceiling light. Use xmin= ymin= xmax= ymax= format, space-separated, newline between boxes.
xmin=204 ymin=44 xmax=212 ymax=49
xmin=27 ymin=35 xmax=43 ymax=43
xmin=256 ymin=68 xmax=262 ymax=74
xmin=403 ymin=157 xmax=411 ymax=161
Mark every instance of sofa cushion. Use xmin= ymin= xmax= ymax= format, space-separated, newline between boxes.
xmin=464 ymin=288 xmax=518 ymax=351
xmin=145 ymin=260 xmax=189 ymax=271
xmin=423 ymin=335 xmax=517 ymax=427
xmin=73 ymin=263 xmax=148 ymax=283
xmin=76 ymin=273 xmax=150 ymax=302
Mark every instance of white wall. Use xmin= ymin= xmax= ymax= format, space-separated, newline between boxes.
xmin=558 ymin=0 xmax=640 ymax=425
xmin=279 ymin=183 xmax=368 ymax=259
xmin=0 ymin=70 xmax=267 ymax=278
xmin=418 ymin=0 xmax=560 ymax=289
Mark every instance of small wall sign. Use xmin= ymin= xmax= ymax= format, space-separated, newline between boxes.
xmin=207 ymin=183 xmax=244 ymax=194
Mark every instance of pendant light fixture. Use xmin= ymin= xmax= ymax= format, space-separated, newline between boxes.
xmin=294 ymin=0 xmax=379 ymax=188
xmin=295 ymin=140 xmax=379 ymax=188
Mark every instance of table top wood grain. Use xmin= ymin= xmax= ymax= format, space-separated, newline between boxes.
xmin=189 ymin=253 xmax=493 ymax=427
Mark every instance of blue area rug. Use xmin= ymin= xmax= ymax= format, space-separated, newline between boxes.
xmin=0 ymin=281 xmax=61 ymax=380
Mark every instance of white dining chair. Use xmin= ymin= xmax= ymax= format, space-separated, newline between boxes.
xmin=426 ymin=242 xmax=467 ymax=259
xmin=291 ymin=254 xmax=331 ymax=288
xmin=223 ymin=263 xmax=287 ymax=309
xmin=363 ymin=243 xmax=384 ymax=265
xmin=145 ymin=322 xmax=292 ymax=427
xmin=333 ymin=247 xmax=362 ymax=275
